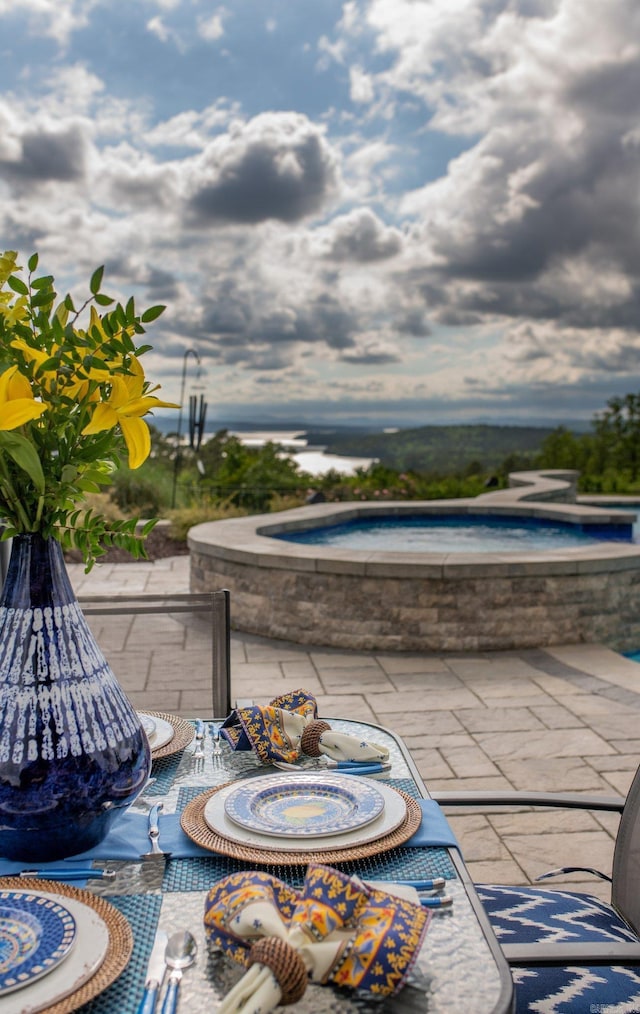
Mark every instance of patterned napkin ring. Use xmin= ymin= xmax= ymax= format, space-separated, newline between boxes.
xmin=300 ymin=720 xmax=332 ymax=757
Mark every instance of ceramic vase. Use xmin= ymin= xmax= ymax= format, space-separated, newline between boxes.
xmin=0 ymin=533 xmax=150 ymax=861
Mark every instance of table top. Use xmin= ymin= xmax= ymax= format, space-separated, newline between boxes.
xmin=72 ymin=717 xmax=513 ymax=1013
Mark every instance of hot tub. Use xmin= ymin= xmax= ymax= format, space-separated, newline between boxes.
xmin=188 ymin=470 xmax=640 ymax=652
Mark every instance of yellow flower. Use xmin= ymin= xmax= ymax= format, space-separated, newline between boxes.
xmin=0 ymin=366 xmax=47 ymax=431
xmin=82 ymin=359 xmax=178 ymax=468
xmin=11 ymin=336 xmax=111 ymax=396
xmin=0 ymin=251 xmax=19 ymax=286
xmin=0 ymin=295 xmax=29 ymax=326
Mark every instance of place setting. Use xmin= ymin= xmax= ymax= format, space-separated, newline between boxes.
xmin=0 ymin=879 xmax=132 ymax=1013
xmin=137 ymin=710 xmax=195 ymax=761
xmin=178 ymin=689 xmax=423 ymax=863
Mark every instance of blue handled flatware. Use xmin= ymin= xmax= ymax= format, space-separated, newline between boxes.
xmin=369 ymin=877 xmax=446 ymax=892
xmin=136 ymin=928 xmax=168 ymax=1014
xmin=420 ymin=895 xmax=453 ymax=909
xmin=18 ymin=867 xmax=116 ymax=881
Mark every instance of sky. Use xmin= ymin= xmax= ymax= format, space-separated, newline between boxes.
xmin=1 ymin=0 xmax=640 ymax=430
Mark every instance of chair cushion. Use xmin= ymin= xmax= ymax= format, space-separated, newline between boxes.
xmin=478 ymin=884 xmax=640 ymax=1012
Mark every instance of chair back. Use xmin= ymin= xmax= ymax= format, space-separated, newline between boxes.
xmin=79 ymin=590 xmax=232 ymax=718
xmin=612 ymin=760 xmax=640 ymax=934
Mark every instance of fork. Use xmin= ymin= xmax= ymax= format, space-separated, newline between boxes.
xmin=192 ymin=719 xmax=205 ymax=770
xmin=211 ymin=723 xmax=222 ymax=759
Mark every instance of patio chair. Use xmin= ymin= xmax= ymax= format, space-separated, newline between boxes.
xmin=79 ymin=589 xmax=231 ymax=718
xmin=431 ymin=772 xmax=640 ymax=1010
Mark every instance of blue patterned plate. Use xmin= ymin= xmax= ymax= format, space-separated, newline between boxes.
xmin=0 ymin=891 xmax=76 ymax=996
xmin=224 ymin=772 xmax=385 ymax=838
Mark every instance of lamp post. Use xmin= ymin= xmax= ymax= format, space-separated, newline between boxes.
xmin=171 ymin=348 xmax=201 ymax=509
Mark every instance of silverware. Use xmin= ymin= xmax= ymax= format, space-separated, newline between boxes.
xmin=192 ymin=720 xmax=205 ymax=769
xmin=160 ymin=929 xmax=198 ymax=1014
xmin=211 ymin=724 xmax=222 ymax=758
xmin=368 ymin=877 xmax=446 ymax=892
xmin=141 ymin=802 xmax=172 ymax=860
xmin=273 ymin=760 xmax=390 ymax=776
xmin=136 ymin=927 xmax=168 ymax=1014
xmin=19 ymin=867 xmax=116 ymax=881
xmin=420 ymin=895 xmax=453 ymax=909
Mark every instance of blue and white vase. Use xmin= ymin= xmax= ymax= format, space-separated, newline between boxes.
xmin=0 ymin=533 xmax=151 ymax=861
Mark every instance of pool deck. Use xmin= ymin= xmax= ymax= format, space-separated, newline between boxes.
xmin=69 ymin=553 xmax=640 ymax=901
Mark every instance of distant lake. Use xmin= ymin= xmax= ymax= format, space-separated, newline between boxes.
xmin=231 ymin=430 xmax=376 ymax=477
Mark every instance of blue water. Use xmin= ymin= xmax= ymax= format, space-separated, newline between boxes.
xmin=275 ymin=513 xmax=633 ymax=554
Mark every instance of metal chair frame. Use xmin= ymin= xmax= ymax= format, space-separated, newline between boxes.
xmin=432 ymin=767 xmax=640 ymax=965
xmin=79 ymin=589 xmax=231 ymax=718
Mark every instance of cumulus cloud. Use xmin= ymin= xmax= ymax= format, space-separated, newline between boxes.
xmin=184 ymin=112 xmax=340 ymax=224
xmin=322 ymin=209 xmax=402 ymax=262
xmin=0 ymin=125 xmax=87 ymax=187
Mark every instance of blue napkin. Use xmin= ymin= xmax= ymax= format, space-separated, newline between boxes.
xmin=404 ymin=799 xmax=460 ymax=850
xmin=0 ymin=810 xmax=212 ymax=879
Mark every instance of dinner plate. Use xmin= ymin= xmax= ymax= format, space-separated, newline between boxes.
xmin=0 ymin=892 xmax=76 ymax=997
xmin=204 ymin=776 xmax=407 ymax=852
xmin=138 ymin=712 xmax=174 ymax=751
xmin=2 ymin=892 xmax=110 ymax=1014
xmin=224 ymin=772 xmax=385 ymax=838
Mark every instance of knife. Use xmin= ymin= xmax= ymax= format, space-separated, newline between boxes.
xmin=136 ymin=928 xmax=169 ymax=1014
xmin=19 ymin=868 xmax=116 ymax=881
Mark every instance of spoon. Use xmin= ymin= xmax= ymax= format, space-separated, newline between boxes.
xmin=160 ymin=930 xmax=198 ymax=1014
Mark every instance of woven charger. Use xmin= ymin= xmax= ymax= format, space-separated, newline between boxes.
xmin=181 ymin=782 xmax=421 ymax=864
xmin=146 ymin=711 xmax=194 ymax=760
xmin=0 ymin=877 xmax=132 ymax=1013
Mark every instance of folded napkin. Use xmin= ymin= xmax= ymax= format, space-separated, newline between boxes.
xmin=0 ymin=810 xmax=210 ymax=877
xmin=405 ymin=799 xmax=460 ymax=851
xmin=221 ymin=689 xmax=389 ymax=766
xmin=205 ymin=862 xmax=430 ymax=1013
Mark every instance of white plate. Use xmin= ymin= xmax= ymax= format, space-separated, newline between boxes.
xmin=224 ymin=772 xmax=385 ymax=838
xmin=204 ymin=775 xmax=407 ymax=853
xmin=2 ymin=892 xmax=110 ymax=1014
xmin=138 ymin=713 xmax=174 ymax=751
xmin=138 ymin=713 xmax=157 ymax=743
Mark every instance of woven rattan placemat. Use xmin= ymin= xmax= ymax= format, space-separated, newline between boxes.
xmin=145 ymin=711 xmax=194 ymax=760
xmin=0 ymin=878 xmax=133 ymax=1013
xmin=180 ymin=783 xmax=421 ymax=865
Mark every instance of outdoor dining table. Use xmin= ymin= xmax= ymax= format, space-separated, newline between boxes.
xmin=5 ymin=717 xmax=515 ymax=1013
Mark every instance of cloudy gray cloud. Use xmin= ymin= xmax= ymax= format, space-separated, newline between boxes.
xmin=184 ymin=112 xmax=339 ymax=225
xmin=0 ymin=125 xmax=86 ymax=186
xmin=324 ymin=209 xmax=402 ymax=262
xmin=2 ymin=0 xmax=640 ymax=424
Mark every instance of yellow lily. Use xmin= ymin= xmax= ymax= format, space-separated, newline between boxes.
xmin=0 ymin=251 xmax=19 ymax=286
xmin=10 ymin=336 xmax=112 ymax=397
xmin=0 ymin=366 xmax=47 ymax=430
xmin=82 ymin=359 xmax=178 ymax=468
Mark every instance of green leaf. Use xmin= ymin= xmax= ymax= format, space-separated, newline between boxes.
xmin=31 ymin=275 xmax=54 ymax=290
xmin=64 ymin=294 xmax=76 ymax=312
xmin=94 ymin=293 xmax=114 ymax=306
xmin=7 ymin=275 xmax=28 ymax=295
xmin=31 ymin=289 xmax=55 ymax=307
xmin=27 ymin=253 xmax=39 ymax=272
xmin=90 ymin=265 xmax=104 ymax=295
xmin=141 ymin=304 xmax=166 ymax=323
xmin=0 ymin=432 xmax=45 ymax=493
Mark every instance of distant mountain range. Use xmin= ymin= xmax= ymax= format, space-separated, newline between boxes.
xmin=152 ymin=416 xmax=581 ymax=474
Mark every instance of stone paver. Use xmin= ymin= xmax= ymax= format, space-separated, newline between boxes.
xmin=68 ymin=555 xmax=640 ymax=903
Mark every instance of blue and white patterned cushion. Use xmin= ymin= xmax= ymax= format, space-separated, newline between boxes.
xmin=478 ymin=885 xmax=640 ymax=1012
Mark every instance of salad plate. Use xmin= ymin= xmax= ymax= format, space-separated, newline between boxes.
xmin=138 ymin=713 xmax=157 ymax=744
xmin=224 ymin=772 xmax=385 ymax=838
xmin=138 ymin=712 xmax=175 ymax=752
xmin=0 ymin=892 xmax=76 ymax=997
xmin=1 ymin=891 xmax=110 ymax=1014
xmin=203 ymin=775 xmax=407 ymax=853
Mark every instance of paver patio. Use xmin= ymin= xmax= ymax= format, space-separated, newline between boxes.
xmin=68 ymin=554 xmax=640 ymax=902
